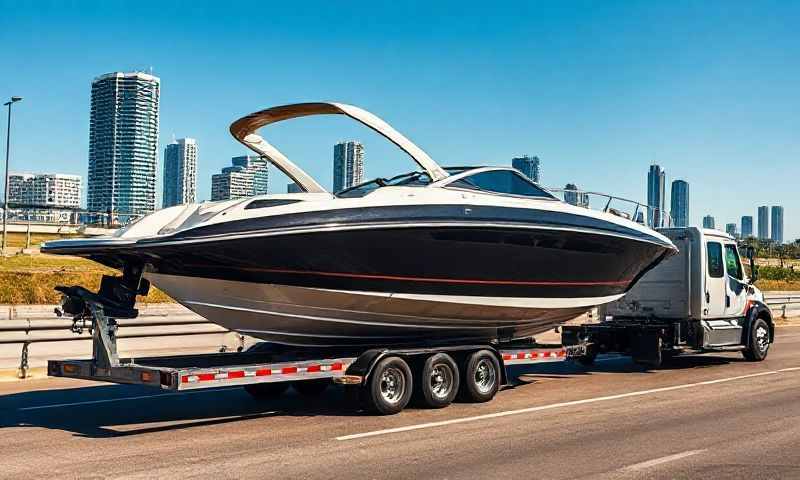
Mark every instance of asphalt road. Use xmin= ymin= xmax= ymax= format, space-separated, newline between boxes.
xmin=3 ymin=328 xmax=800 ymax=479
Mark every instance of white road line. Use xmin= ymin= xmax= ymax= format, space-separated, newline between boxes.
xmin=17 ymin=389 xmax=221 ymax=411
xmin=621 ymin=449 xmax=706 ymax=472
xmin=336 ymin=368 xmax=795 ymax=441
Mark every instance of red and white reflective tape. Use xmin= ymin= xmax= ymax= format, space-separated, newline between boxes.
xmin=501 ymin=349 xmax=566 ymax=362
xmin=181 ymin=361 xmax=346 ymax=384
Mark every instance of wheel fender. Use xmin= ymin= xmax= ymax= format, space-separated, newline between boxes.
xmin=745 ymin=300 xmax=774 ymax=345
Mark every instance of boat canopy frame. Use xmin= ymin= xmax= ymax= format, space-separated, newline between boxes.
xmin=230 ymin=102 xmax=449 ymax=194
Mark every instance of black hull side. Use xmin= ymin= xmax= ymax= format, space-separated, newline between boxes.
xmin=84 ymin=225 xmax=673 ymax=299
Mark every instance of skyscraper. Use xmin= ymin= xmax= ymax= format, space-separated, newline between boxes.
xmin=287 ymin=183 xmax=302 ymax=193
xmin=741 ymin=216 xmax=753 ymax=238
xmin=757 ymin=206 xmax=769 ymax=240
xmin=512 ymin=155 xmax=541 ymax=183
xmin=725 ymin=223 xmax=738 ymax=237
xmin=87 ymin=72 xmax=160 ymax=219
xmin=771 ymin=206 xmax=784 ymax=244
xmin=333 ymin=141 xmax=364 ymax=192
xmin=702 ymin=215 xmax=715 ymax=229
xmin=563 ymin=183 xmax=589 ymax=208
xmin=647 ymin=164 xmax=666 ymax=228
xmin=210 ymin=155 xmax=269 ymax=201
xmin=163 ymin=138 xmax=198 ymax=208
xmin=670 ymin=179 xmax=689 ymax=227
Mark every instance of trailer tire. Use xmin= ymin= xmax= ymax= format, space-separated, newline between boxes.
xmin=244 ymin=382 xmax=290 ymax=399
xmin=743 ymin=318 xmax=770 ymax=361
xmin=576 ymin=346 xmax=597 ymax=366
xmin=416 ymin=353 xmax=459 ymax=408
xmin=365 ymin=356 xmax=412 ymax=415
xmin=459 ymin=350 xmax=500 ymax=403
xmin=292 ymin=379 xmax=330 ymax=396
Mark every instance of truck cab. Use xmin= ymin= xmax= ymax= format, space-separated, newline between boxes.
xmin=563 ymin=227 xmax=774 ymax=366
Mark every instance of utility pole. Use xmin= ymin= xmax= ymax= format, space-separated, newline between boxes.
xmin=2 ymin=96 xmax=23 ymax=254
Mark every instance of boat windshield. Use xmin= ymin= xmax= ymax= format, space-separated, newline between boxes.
xmin=336 ymin=167 xmax=471 ymax=198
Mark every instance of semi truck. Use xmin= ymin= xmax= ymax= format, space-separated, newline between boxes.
xmin=47 ymin=227 xmax=773 ymax=415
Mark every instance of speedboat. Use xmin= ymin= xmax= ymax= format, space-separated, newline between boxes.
xmin=42 ymin=102 xmax=677 ymax=346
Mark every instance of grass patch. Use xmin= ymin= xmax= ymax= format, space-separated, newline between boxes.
xmin=0 ymin=254 xmax=173 ymax=304
xmin=2 ymin=232 xmax=78 ymax=248
xmin=755 ymin=280 xmax=800 ymax=292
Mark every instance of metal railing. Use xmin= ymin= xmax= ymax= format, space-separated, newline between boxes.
xmin=546 ymin=187 xmax=676 ymax=228
xmin=0 ymin=305 xmax=236 ymax=379
xmin=764 ymin=293 xmax=800 ymax=319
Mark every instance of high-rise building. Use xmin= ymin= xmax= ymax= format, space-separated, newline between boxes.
xmin=563 ymin=183 xmax=589 ymax=208
xmin=87 ymin=72 xmax=160 ymax=219
xmin=741 ymin=216 xmax=753 ymax=238
xmin=757 ymin=206 xmax=769 ymax=240
xmin=333 ymin=141 xmax=364 ymax=192
xmin=670 ymin=179 xmax=689 ymax=227
xmin=211 ymin=155 xmax=269 ymax=201
xmin=287 ymin=183 xmax=302 ymax=193
xmin=512 ymin=155 xmax=541 ymax=183
xmin=771 ymin=206 xmax=784 ymax=244
xmin=634 ymin=211 xmax=645 ymax=224
xmin=725 ymin=223 xmax=738 ymax=237
xmin=702 ymin=215 xmax=715 ymax=229
xmin=163 ymin=138 xmax=198 ymax=208
xmin=8 ymin=173 xmax=81 ymax=207
xmin=647 ymin=164 xmax=666 ymax=228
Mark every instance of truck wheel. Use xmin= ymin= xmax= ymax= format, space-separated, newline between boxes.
xmin=365 ymin=356 xmax=412 ymax=415
xmin=244 ymin=382 xmax=290 ymax=399
xmin=459 ymin=350 xmax=500 ymax=403
xmin=743 ymin=318 xmax=770 ymax=361
xmin=416 ymin=353 xmax=460 ymax=408
xmin=292 ymin=379 xmax=330 ymax=396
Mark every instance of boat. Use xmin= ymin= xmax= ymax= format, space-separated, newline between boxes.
xmin=42 ymin=102 xmax=677 ymax=346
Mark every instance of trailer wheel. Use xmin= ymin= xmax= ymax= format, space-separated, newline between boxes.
xmin=576 ymin=345 xmax=597 ymax=366
xmin=459 ymin=350 xmax=500 ymax=403
xmin=743 ymin=318 xmax=770 ymax=361
xmin=365 ymin=356 xmax=412 ymax=415
xmin=292 ymin=379 xmax=330 ymax=396
xmin=244 ymin=382 xmax=290 ymax=399
xmin=416 ymin=353 xmax=459 ymax=408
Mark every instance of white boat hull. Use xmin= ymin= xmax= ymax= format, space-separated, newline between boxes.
xmin=146 ymin=273 xmax=621 ymax=346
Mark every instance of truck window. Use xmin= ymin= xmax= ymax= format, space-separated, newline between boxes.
xmin=724 ymin=244 xmax=743 ymax=280
xmin=707 ymin=242 xmax=724 ymax=278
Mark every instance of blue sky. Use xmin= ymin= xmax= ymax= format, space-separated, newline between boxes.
xmin=1 ymin=0 xmax=798 ymax=240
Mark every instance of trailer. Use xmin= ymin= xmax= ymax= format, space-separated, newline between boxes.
xmin=48 ymin=298 xmax=584 ymax=415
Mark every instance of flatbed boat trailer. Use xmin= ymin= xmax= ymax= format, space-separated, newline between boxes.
xmin=48 ymin=297 xmax=588 ymax=414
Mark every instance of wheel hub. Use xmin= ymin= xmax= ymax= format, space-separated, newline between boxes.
xmin=756 ymin=325 xmax=769 ymax=353
xmin=380 ymin=367 xmax=405 ymax=404
xmin=474 ymin=358 xmax=496 ymax=394
xmin=430 ymin=365 xmax=453 ymax=399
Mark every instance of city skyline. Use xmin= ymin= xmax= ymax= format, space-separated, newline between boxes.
xmin=163 ymin=137 xmax=198 ymax=208
xmin=86 ymin=72 xmax=160 ymax=217
xmin=2 ymin=2 xmax=798 ymax=240
xmin=670 ymin=179 xmax=689 ymax=228
xmin=512 ymin=155 xmax=541 ymax=184
xmin=647 ymin=164 xmax=665 ymax=228
xmin=333 ymin=141 xmax=364 ymax=192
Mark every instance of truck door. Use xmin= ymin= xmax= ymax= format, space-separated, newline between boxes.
xmin=723 ymin=243 xmax=748 ymax=317
xmin=704 ymin=241 xmax=726 ymax=318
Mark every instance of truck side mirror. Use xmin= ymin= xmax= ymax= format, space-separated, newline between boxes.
xmin=746 ymin=246 xmax=758 ymax=283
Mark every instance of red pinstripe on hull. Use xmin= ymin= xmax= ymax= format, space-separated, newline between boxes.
xmin=227 ymin=266 xmax=632 ymax=287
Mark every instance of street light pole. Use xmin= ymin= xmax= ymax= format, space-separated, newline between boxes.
xmin=2 ymin=96 xmax=23 ymax=255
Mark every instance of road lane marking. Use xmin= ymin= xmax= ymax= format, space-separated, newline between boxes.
xmin=336 ymin=368 xmax=796 ymax=441
xmin=621 ymin=449 xmax=706 ymax=472
xmin=17 ymin=389 xmax=224 ymax=411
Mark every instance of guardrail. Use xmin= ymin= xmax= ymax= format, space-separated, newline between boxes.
xmin=0 ymin=304 xmax=238 ymax=379
xmin=764 ymin=293 xmax=800 ymax=319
